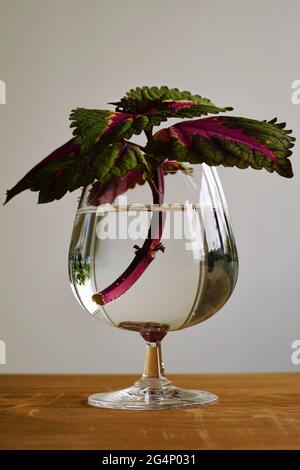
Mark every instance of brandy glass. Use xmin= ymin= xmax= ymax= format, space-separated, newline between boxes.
xmin=68 ymin=164 xmax=238 ymax=409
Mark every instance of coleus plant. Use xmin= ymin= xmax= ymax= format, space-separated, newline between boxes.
xmin=5 ymin=85 xmax=295 ymax=306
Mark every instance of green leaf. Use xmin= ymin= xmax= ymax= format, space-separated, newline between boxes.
xmin=110 ymin=85 xmax=233 ymax=127
xmin=112 ymin=85 xmax=215 ymax=109
xmin=69 ymin=108 xmax=149 ymax=155
xmin=70 ymin=254 xmax=91 ymax=285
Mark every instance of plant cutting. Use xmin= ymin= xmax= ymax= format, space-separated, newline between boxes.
xmin=5 ymin=86 xmax=295 ymax=409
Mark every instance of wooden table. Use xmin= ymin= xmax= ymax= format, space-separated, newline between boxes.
xmin=0 ymin=374 xmax=299 ymax=450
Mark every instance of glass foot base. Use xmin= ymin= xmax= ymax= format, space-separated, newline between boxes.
xmin=88 ymin=382 xmax=218 ymax=410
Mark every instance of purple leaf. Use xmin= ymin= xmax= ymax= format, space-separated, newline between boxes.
xmin=87 ymin=168 xmax=145 ymax=205
xmin=148 ymin=116 xmax=294 ymax=178
xmin=4 ymin=139 xmax=81 ymax=204
xmin=87 ymin=159 xmax=190 ymax=206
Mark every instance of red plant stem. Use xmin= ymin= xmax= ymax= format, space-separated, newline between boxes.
xmin=92 ymin=164 xmax=166 ymax=306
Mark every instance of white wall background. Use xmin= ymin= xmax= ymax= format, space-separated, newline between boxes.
xmin=0 ymin=0 xmax=299 ymax=374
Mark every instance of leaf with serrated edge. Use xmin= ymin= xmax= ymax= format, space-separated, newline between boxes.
xmin=110 ymin=85 xmax=233 ymax=126
xmin=147 ymin=116 xmax=295 ymax=178
xmin=4 ymin=140 xmax=147 ymax=204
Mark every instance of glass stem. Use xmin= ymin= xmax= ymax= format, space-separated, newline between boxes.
xmin=142 ymin=342 xmax=165 ymax=379
xmin=134 ymin=341 xmax=171 ymax=390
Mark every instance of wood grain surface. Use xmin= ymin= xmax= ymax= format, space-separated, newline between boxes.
xmin=0 ymin=374 xmax=299 ymax=450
